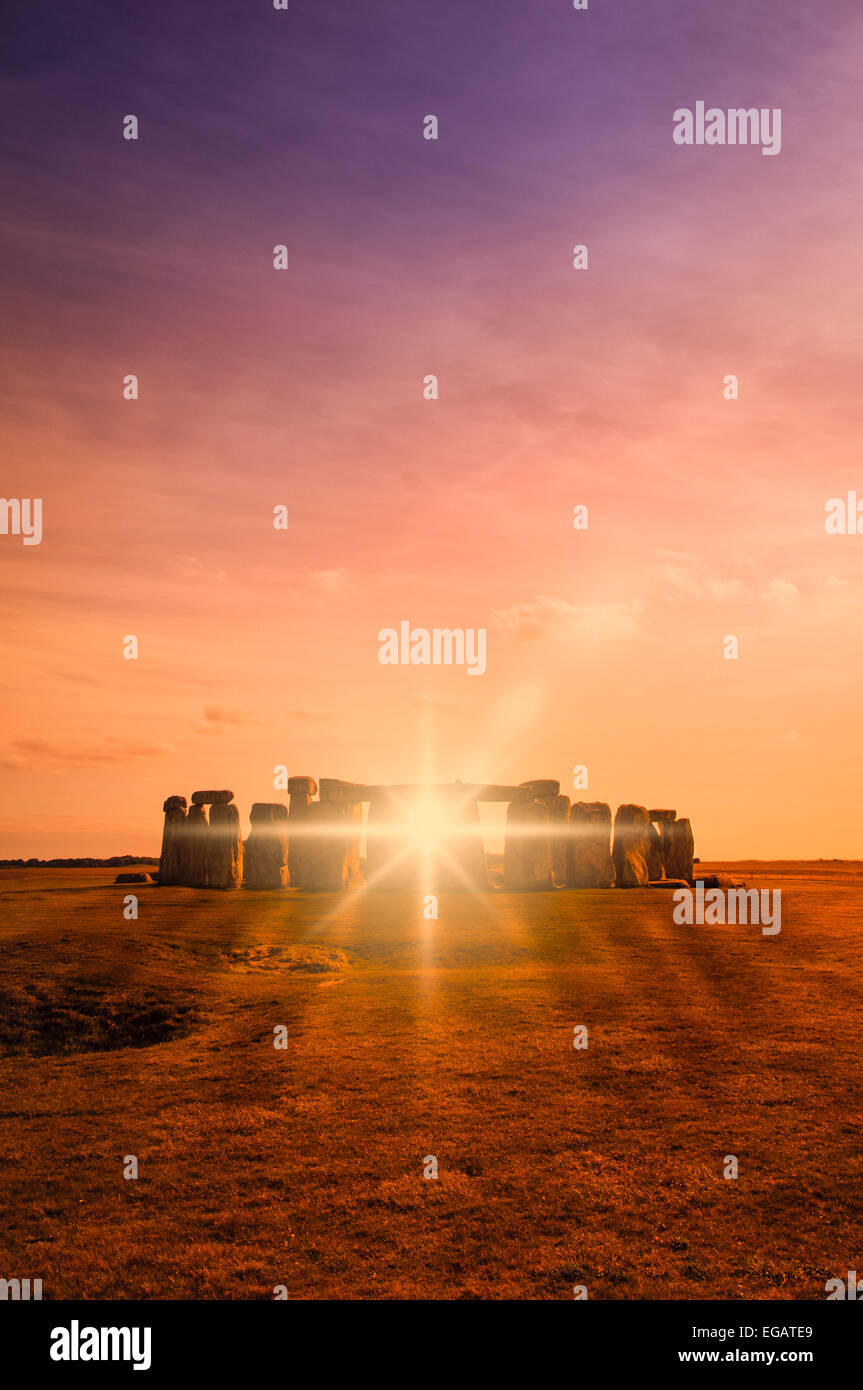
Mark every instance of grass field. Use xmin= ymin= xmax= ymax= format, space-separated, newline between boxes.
xmin=0 ymin=863 xmax=860 ymax=1301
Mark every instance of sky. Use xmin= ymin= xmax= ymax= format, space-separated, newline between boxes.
xmin=1 ymin=0 xmax=862 ymax=858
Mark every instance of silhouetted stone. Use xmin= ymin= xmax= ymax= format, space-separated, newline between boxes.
xmin=162 ymin=795 xmax=187 ymax=812
xmin=191 ymin=789 xmax=234 ymax=806
xmin=185 ymin=803 xmax=208 ymax=887
xmin=546 ymin=793 xmax=571 ymax=885
xmin=158 ymin=805 xmax=187 ymax=885
xmin=244 ymin=802 xmax=289 ymax=889
xmin=660 ymin=817 xmax=694 ymax=882
xmin=287 ymin=781 xmax=316 ymax=886
xmin=288 ymin=775 xmax=317 ymax=796
xmin=519 ymin=779 xmax=560 ymax=800
xmin=436 ymin=793 xmax=487 ymax=891
xmin=646 ymin=821 xmax=664 ymax=880
xmin=612 ymin=804 xmax=651 ymax=887
xmin=696 ymin=872 xmax=743 ymax=890
xmin=114 ymin=872 xmax=154 ymax=884
xmin=504 ymin=800 xmax=553 ymax=890
xmin=302 ymin=801 xmax=363 ymax=890
xmin=648 ymin=809 xmax=676 ymax=822
xmin=365 ymin=793 xmax=418 ymax=889
xmin=567 ymin=802 xmax=614 ymax=888
xmin=319 ymin=778 xmax=366 ymax=803
xmin=206 ymin=802 xmax=243 ymax=889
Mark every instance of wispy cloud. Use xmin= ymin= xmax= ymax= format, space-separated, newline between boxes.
xmin=201 ymin=706 xmax=258 ymax=726
xmin=653 ymin=551 xmax=745 ymax=602
xmin=492 ymin=596 xmax=642 ymax=642
xmin=1 ymin=737 xmax=176 ymax=773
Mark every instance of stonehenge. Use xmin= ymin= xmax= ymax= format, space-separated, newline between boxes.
xmin=287 ymin=776 xmax=316 ymax=887
xmin=158 ymin=796 xmax=187 ymax=885
xmin=185 ymin=802 xmax=209 ymax=887
xmin=301 ymin=800 xmax=363 ymax=891
xmin=436 ymin=791 xmax=487 ymax=892
xmin=660 ymin=816 xmax=695 ymax=883
xmin=567 ymin=802 xmax=615 ymax=888
xmin=612 ymin=804 xmax=652 ymax=887
xmin=365 ymin=790 xmax=419 ymax=890
xmin=156 ymin=779 xmax=696 ymax=893
xmin=244 ymin=803 xmax=289 ymax=889
xmin=205 ymin=801 xmax=243 ymax=890
xmin=646 ymin=822 xmax=664 ymax=881
xmin=503 ymin=799 xmax=554 ymax=890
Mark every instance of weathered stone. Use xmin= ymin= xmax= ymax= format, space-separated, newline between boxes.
xmin=185 ymin=802 xmax=209 ymax=887
xmin=546 ymin=793 xmax=571 ymax=885
xmin=649 ymin=808 xmax=676 ymax=822
xmin=205 ymin=802 xmax=243 ymax=889
xmin=365 ymin=793 xmax=418 ymax=889
xmin=287 ymin=790 xmax=313 ymax=888
xmin=519 ymin=779 xmax=560 ymax=800
xmin=319 ymin=778 xmax=366 ymax=804
xmin=158 ymin=805 xmax=187 ymax=885
xmin=162 ymin=794 xmax=187 ymax=812
xmin=302 ymin=801 xmax=362 ymax=891
xmin=323 ymin=782 xmax=533 ymax=804
xmin=191 ymin=789 xmax=234 ymax=806
xmin=503 ymin=800 xmax=553 ymax=891
xmin=696 ymin=872 xmax=743 ymax=890
xmin=661 ymin=817 xmax=695 ymax=883
xmin=612 ymin=804 xmax=651 ymax=887
xmin=435 ymin=794 xmax=487 ymax=891
xmin=249 ymin=801 xmax=287 ymax=825
xmin=287 ymin=775 xmax=317 ymax=796
xmin=473 ymin=785 xmax=533 ymax=803
xmin=114 ymin=871 xmax=154 ymax=884
xmin=244 ymin=803 xmax=289 ymax=889
xmin=646 ymin=821 xmax=664 ymax=880
xmin=567 ymin=802 xmax=614 ymax=888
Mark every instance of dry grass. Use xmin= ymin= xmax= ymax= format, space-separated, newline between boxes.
xmin=0 ymin=862 xmax=860 ymax=1300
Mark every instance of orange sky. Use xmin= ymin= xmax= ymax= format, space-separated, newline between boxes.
xmin=2 ymin=2 xmax=862 ymax=858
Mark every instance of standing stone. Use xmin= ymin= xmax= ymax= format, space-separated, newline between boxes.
xmin=185 ymin=802 xmax=209 ymax=887
xmin=503 ymin=799 xmax=553 ymax=891
xmin=646 ymin=821 xmax=664 ymax=880
xmin=365 ymin=793 xmax=418 ymax=890
xmin=206 ymin=802 xmax=243 ymax=889
xmin=244 ymin=803 xmax=289 ymax=889
xmin=436 ymin=793 xmax=487 ymax=891
xmin=302 ymin=800 xmax=363 ymax=891
xmin=545 ymin=793 xmax=571 ymax=886
xmin=612 ymin=804 xmax=651 ymax=887
xmin=318 ymin=778 xmax=366 ymax=803
xmin=567 ymin=802 xmax=614 ymax=888
xmin=661 ymin=817 xmax=695 ymax=883
xmin=191 ymin=789 xmax=234 ymax=805
xmin=287 ymin=776 xmax=317 ymax=888
xmin=519 ymin=779 xmax=560 ymax=800
xmin=159 ymin=800 xmax=187 ymax=885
